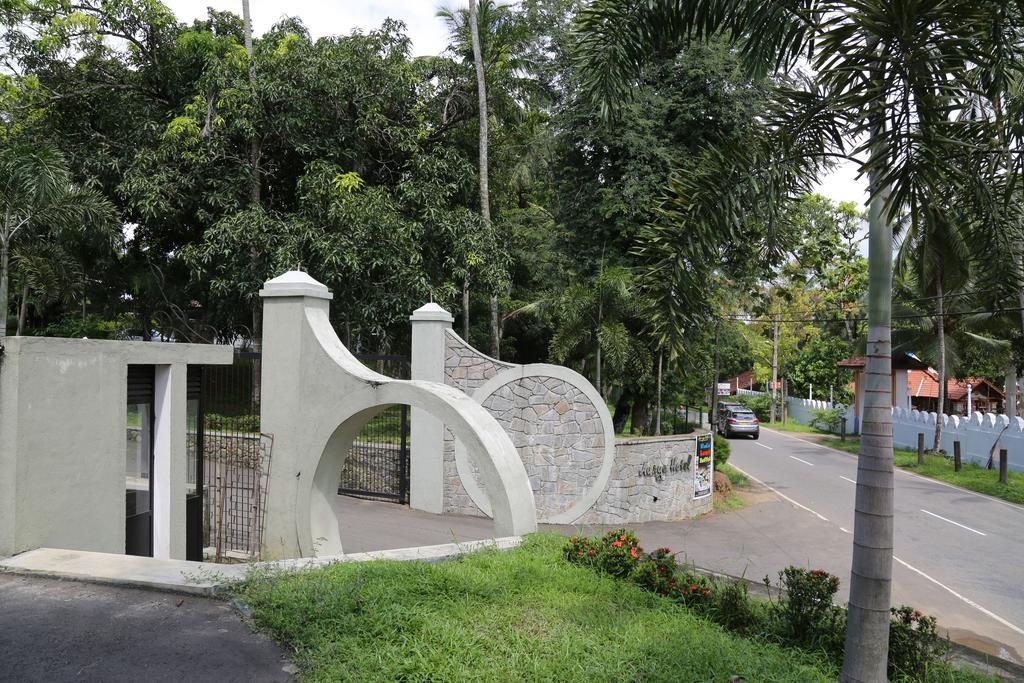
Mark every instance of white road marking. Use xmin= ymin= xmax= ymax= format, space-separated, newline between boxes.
xmin=920 ymin=509 xmax=987 ymax=537
xmin=789 ymin=456 xmax=814 ymax=466
xmin=755 ymin=442 xmax=773 ymax=450
xmin=840 ymin=475 xmax=857 ymax=484
xmin=893 ymin=556 xmax=1024 ymax=637
xmin=728 ymin=464 xmax=829 ymax=522
xmin=760 ymin=428 xmax=1024 ymax=513
xmin=840 ymin=527 xmax=851 ymax=534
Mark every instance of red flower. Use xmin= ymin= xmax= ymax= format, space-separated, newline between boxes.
xmin=619 ymin=535 xmax=627 ymax=541
xmin=690 ymin=585 xmax=698 ymax=591
xmin=912 ymin=610 xmax=922 ymax=619
xmin=630 ymin=548 xmax=639 ymax=558
xmin=588 ymin=549 xmax=595 ymax=556
xmin=612 ymin=541 xmax=622 ymax=548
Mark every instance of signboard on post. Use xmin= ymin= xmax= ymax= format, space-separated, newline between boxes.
xmin=717 ymin=382 xmax=731 ymax=396
xmin=694 ymin=433 xmax=713 ymax=499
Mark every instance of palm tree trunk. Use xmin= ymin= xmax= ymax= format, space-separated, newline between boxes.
xmin=933 ymin=274 xmax=945 ymax=452
xmin=462 ymin=275 xmax=470 ymax=340
xmin=467 ymin=0 xmax=498 ymax=359
xmin=17 ymin=283 xmax=28 ymax=335
xmin=242 ymin=0 xmax=259 ymax=205
xmin=0 ymin=241 xmax=9 ymax=337
xmin=490 ymin=293 xmax=500 ymax=358
xmin=841 ymin=165 xmax=894 ymax=683
xmin=655 ymin=352 xmax=663 ymax=436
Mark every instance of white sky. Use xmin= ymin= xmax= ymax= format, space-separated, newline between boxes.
xmin=163 ymin=1 xmax=867 ymax=208
xmin=165 ymin=1 xmax=453 ymax=57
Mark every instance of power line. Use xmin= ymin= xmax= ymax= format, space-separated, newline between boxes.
xmin=720 ymin=305 xmax=1024 ymax=324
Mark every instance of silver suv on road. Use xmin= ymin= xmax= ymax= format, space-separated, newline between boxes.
xmin=719 ymin=407 xmax=760 ymax=440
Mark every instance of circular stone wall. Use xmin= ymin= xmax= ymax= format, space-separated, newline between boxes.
xmin=454 ymin=364 xmax=615 ymax=524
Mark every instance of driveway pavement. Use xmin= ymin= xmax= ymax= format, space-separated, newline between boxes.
xmin=0 ymin=574 xmax=293 ymax=682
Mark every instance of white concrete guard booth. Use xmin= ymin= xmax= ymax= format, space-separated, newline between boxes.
xmin=257 ymin=271 xmax=537 ymax=559
xmin=0 ymin=336 xmax=233 ymax=560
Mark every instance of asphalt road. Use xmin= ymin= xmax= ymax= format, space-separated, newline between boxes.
xmin=728 ymin=426 xmax=1024 ymax=663
xmin=0 ymin=574 xmax=294 ymax=682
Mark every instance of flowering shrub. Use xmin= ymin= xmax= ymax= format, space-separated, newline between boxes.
xmin=888 ymin=605 xmax=950 ymax=680
xmin=565 ymin=529 xmax=642 ymax=578
xmin=711 ymin=579 xmax=759 ymax=633
xmin=631 ymin=547 xmax=679 ymax=596
xmin=773 ymin=567 xmax=842 ymax=640
xmin=563 ymin=535 xmax=599 ymax=567
xmin=764 ymin=567 xmax=845 ymax=658
xmin=676 ymin=572 xmax=714 ymax=610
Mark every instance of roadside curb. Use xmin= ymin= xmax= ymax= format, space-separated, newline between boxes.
xmin=0 ymin=537 xmax=524 ymax=595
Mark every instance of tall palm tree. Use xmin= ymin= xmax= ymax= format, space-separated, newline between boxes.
xmin=576 ymin=2 xmax=1014 ymax=679
xmin=0 ymin=144 xmax=117 ymax=337
xmin=892 ymin=267 xmax=1009 ymax=422
xmin=439 ymin=0 xmax=539 ymax=358
xmin=896 ymin=204 xmax=981 ymax=450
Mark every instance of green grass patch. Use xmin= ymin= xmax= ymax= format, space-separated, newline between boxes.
xmin=891 ymin=450 xmax=1024 ymax=505
xmin=718 ymin=463 xmax=750 ymax=488
xmin=235 ymin=534 xmax=838 ymax=682
xmin=714 ymin=492 xmax=746 ymax=513
xmin=762 ymin=420 xmax=832 ymax=435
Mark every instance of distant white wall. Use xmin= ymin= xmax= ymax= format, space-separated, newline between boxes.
xmin=891 ymin=408 xmax=1024 ymax=471
xmin=735 ymin=387 xmax=1022 ymax=471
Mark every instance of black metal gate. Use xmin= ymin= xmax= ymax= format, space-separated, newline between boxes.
xmin=339 ymin=354 xmax=411 ymax=503
xmin=202 ymin=351 xmax=272 ymax=561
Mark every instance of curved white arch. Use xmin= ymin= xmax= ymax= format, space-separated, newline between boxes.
xmin=258 ymin=273 xmax=537 ymax=559
xmin=454 ymin=363 xmax=616 ymax=525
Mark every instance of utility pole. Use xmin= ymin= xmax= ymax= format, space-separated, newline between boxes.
xmin=711 ymin=322 xmax=721 ymax=433
xmin=770 ymin=317 xmax=780 ymax=423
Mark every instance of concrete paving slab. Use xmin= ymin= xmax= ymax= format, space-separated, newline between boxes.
xmin=0 ymin=548 xmax=246 ymax=594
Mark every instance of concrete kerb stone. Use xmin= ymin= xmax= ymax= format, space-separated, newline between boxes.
xmin=0 ymin=537 xmax=524 ymax=596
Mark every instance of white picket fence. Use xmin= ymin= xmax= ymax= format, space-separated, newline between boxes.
xmin=891 ymin=407 xmax=1024 ymax=472
xmin=733 ymin=390 xmax=1023 ymax=472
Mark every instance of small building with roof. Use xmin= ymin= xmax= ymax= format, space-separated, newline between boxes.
xmin=906 ymin=369 xmax=1004 ymax=415
xmin=838 ymin=352 xmax=931 ymax=434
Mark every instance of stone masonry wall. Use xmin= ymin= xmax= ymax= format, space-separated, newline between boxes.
xmin=442 ymin=331 xmax=514 ymax=515
xmin=474 ymin=376 xmax=604 ymax=520
xmin=578 ymin=435 xmax=712 ymax=525
xmin=439 ymin=329 xmax=712 ymax=524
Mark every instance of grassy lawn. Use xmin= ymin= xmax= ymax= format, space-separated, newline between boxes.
xmin=234 ymin=534 xmax=839 ymax=682
xmin=765 ymin=423 xmax=1024 ymax=506
xmin=762 ymin=420 xmax=835 ymax=435
xmin=718 ymin=463 xmax=750 ymax=487
xmin=714 ymin=491 xmax=746 ymax=513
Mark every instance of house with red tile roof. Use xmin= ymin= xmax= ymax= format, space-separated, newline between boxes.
xmin=726 ymin=369 xmax=757 ymax=393
xmin=906 ymin=369 xmax=1004 ymax=415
